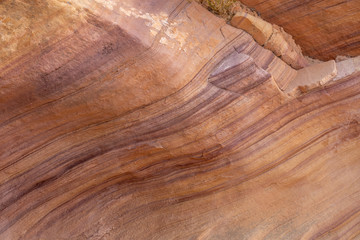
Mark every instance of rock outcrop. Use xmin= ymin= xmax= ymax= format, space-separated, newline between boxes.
xmin=231 ymin=11 xmax=309 ymax=69
xmin=285 ymin=60 xmax=337 ymax=95
xmin=240 ymin=0 xmax=360 ymax=61
xmin=0 ymin=0 xmax=360 ymax=239
xmin=334 ymin=56 xmax=360 ymax=81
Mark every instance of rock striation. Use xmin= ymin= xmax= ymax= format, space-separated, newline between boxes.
xmin=240 ymin=0 xmax=360 ymax=61
xmin=0 ymin=0 xmax=360 ymax=239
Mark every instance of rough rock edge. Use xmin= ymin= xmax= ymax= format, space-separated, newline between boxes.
xmin=194 ymin=0 xmax=308 ymax=69
xmin=194 ymin=0 xmax=360 ymax=96
xmin=230 ymin=12 xmax=308 ymax=70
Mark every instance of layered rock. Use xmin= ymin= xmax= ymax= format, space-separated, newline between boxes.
xmin=231 ymin=11 xmax=309 ymax=69
xmin=240 ymin=0 xmax=360 ymax=61
xmin=0 ymin=0 xmax=360 ymax=239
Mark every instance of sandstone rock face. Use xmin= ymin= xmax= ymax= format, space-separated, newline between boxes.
xmin=1 ymin=0 xmax=360 ymax=239
xmin=240 ymin=0 xmax=360 ymax=61
xmin=231 ymin=12 xmax=273 ymax=46
xmin=334 ymin=56 xmax=360 ymax=81
xmin=231 ymin=12 xmax=309 ymax=70
xmin=285 ymin=60 xmax=337 ymax=96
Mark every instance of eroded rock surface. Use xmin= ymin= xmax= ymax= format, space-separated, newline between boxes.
xmin=0 ymin=0 xmax=360 ymax=239
xmin=240 ymin=0 xmax=360 ymax=61
xmin=285 ymin=60 xmax=337 ymax=96
xmin=334 ymin=56 xmax=360 ymax=81
xmin=231 ymin=11 xmax=308 ymax=69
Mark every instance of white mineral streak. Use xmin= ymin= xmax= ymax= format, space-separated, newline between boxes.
xmin=94 ymin=0 xmax=116 ymax=10
xmin=118 ymin=4 xmax=189 ymax=51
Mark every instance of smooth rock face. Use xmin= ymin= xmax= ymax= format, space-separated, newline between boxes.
xmin=334 ymin=56 xmax=360 ymax=81
xmin=240 ymin=0 xmax=360 ymax=61
xmin=285 ymin=60 xmax=338 ymax=95
xmin=1 ymin=0 xmax=360 ymax=239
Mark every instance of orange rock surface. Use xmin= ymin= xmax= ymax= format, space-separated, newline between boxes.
xmin=1 ymin=0 xmax=360 ymax=239
xmin=240 ymin=0 xmax=360 ymax=61
xmin=231 ymin=11 xmax=309 ymax=70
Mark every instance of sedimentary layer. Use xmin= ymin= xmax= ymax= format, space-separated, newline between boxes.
xmin=0 ymin=0 xmax=360 ymax=239
xmin=240 ymin=0 xmax=360 ymax=61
